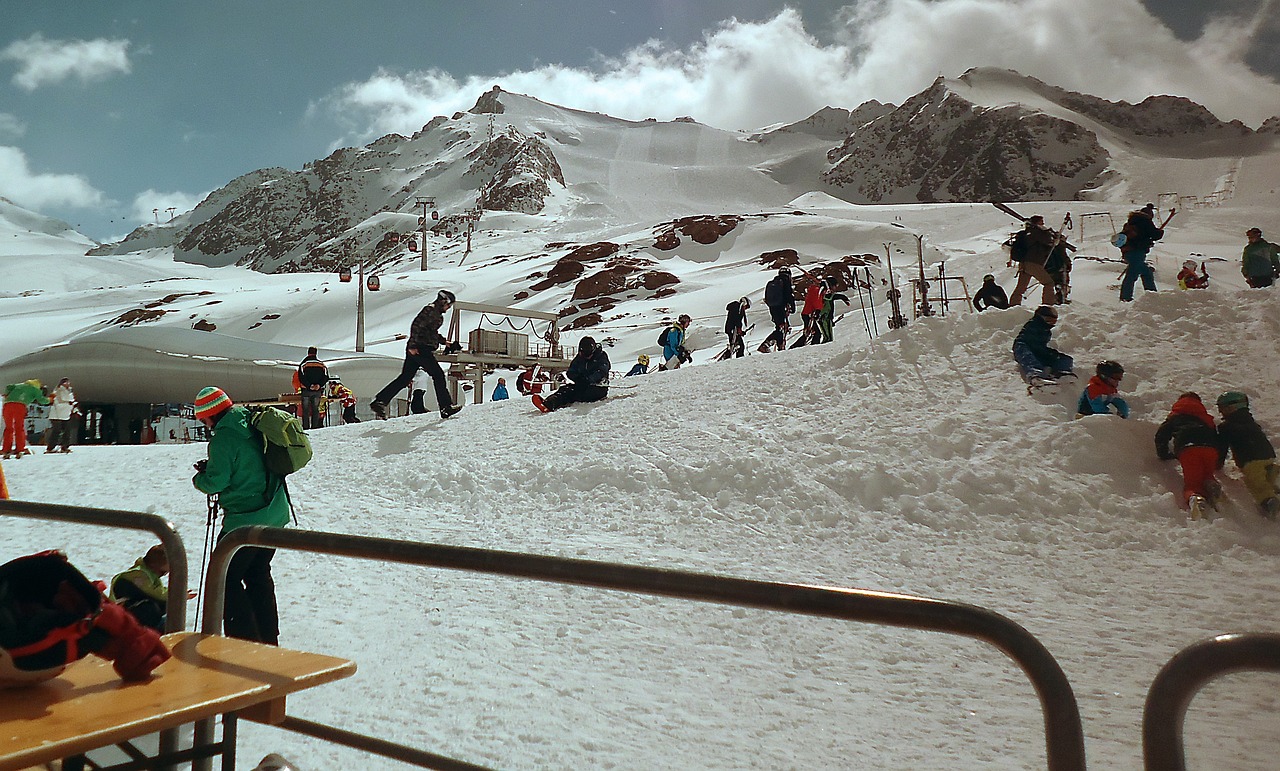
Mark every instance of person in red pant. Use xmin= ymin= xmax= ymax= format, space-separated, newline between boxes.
xmin=1155 ymin=392 xmax=1225 ymax=518
xmin=2 ymin=380 xmax=50 ymax=459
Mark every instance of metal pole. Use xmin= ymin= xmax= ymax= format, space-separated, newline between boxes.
xmin=356 ymin=254 xmax=365 ymax=353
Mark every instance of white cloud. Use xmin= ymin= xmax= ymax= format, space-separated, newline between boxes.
xmin=130 ymin=189 xmax=208 ymax=226
xmin=0 ymin=113 xmax=25 ymax=140
xmin=317 ymin=0 xmax=1280 ymax=146
xmin=0 ymin=146 xmax=106 ymax=209
xmin=1 ymin=33 xmax=131 ymax=90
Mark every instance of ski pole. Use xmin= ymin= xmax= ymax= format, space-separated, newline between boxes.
xmin=856 ymin=275 xmax=873 ymax=342
xmin=864 ymin=268 xmax=879 ymax=335
xmin=195 ymin=493 xmax=218 ymax=630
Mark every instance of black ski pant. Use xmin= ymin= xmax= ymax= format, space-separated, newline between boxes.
xmin=727 ymin=330 xmax=745 ymax=358
xmin=375 ymin=348 xmax=452 ymax=411
xmin=543 ymin=383 xmax=607 ymax=411
xmin=223 ymin=545 xmax=280 ymax=645
xmin=46 ymin=419 xmax=74 ymax=451
xmin=299 ymin=391 xmax=323 ymax=430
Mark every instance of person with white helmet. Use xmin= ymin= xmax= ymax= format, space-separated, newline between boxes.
xmin=1176 ymin=259 xmax=1209 ymax=289
xmin=369 ymin=289 xmax=463 ymax=420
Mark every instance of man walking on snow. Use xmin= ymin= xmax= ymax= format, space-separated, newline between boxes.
xmin=1007 ymin=216 xmax=1058 ymax=307
xmin=370 ymin=290 xmax=463 ymax=420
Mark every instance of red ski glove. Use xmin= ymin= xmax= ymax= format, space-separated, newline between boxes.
xmin=92 ymin=601 xmax=171 ymax=681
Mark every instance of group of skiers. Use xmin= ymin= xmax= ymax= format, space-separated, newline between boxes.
xmin=2 ymin=377 xmax=78 ymax=459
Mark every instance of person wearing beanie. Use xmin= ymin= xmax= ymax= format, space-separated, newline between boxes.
xmin=1176 ymin=259 xmax=1210 ymax=290
xmin=45 ymin=377 xmax=78 ymax=453
xmin=369 ymin=289 xmax=463 ymax=420
xmin=1012 ymin=306 xmax=1074 ymax=386
xmin=2 ymin=379 xmax=50 ymax=459
xmin=1241 ymin=227 xmax=1280 ymax=288
xmin=973 ymin=274 xmax=1009 ymax=311
xmin=532 ymin=337 xmax=611 ymax=413
xmin=191 ymin=386 xmax=290 ymax=644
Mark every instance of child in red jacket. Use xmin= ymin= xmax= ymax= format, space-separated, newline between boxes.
xmin=1154 ymin=392 xmax=1224 ymax=517
xmin=1176 ymin=260 xmax=1209 ymax=289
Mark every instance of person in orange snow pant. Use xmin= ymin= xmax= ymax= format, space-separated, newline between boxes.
xmin=2 ymin=401 xmax=30 ymax=456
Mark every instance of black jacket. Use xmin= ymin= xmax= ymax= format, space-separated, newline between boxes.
xmin=1154 ymin=413 xmax=1222 ymax=460
xmin=725 ymin=301 xmax=748 ymax=335
xmin=297 ymin=355 xmax=328 ymax=390
xmin=567 ymin=348 xmax=611 ymax=387
xmin=973 ymin=283 xmax=1009 ymax=311
xmin=1218 ymin=409 xmax=1276 ymax=468
xmin=764 ymin=276 xmax=795 ymax=313
xmin=407 ymin=303 xmax=447 ymax=352
xmin=1121 ymin=212 xmax=1164 ymax=254
xmin=1012 ymin=316 xmax=1059 ymax=362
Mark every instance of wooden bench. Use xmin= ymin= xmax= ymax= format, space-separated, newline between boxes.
xmin=0 ymin=632 xmax=355 ymax=771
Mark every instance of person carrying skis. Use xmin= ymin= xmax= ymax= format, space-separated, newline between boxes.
xmin=1046 ymin=241 xmax=1072 ymax=303
xmin=1215 ymin=391 xmax=1280 ymax=518
xmin=533 ymin=337 xmax=611 ymax=412
xmin=761 ymin=267 xmax=796 ymax=352
xmin=2 ymin=379 xmax=49 ymax=459
xmin=296 ymin=347 xmax=328 ymax=430
xmin=1241 ymin=227 xmax=1280 ymax=288
xmin=816 ymin=280 xmax=850 ymax=344
xmin=1155 ymin=392 xmax=1224 ymax=516
xmin=972 ymin=274 xmax=1009 ymax=311
xmin=369 ymin=289 xmax=463 ymax=420
xmin=1177 ymin=259 xmax=1210 ymax=289
xmin=1008 ymin=216 xmax=1059 ymax=306
xmin=46 ymin=377 xmax=78 ymax=453
xmin=1076 ymin=360 xmax=1130 ymax=418
xmin=625 ymin=354 xmax=650 ymax=377
xmin=1118 ymin=204 xmax=1163 ymax=301
xmin=661 ymin=314 xmax=692 ymax=370
xmin=1012 ymin=306 xmax=1073 ymax=386
xmin=191 ymin=386 xmax=290 ymax=644
xmin=723 ymin=297 xmax=750 ymax=358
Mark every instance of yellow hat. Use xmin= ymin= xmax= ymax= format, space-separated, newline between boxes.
xmin=24 ymin=379 xmax=40 ymax=388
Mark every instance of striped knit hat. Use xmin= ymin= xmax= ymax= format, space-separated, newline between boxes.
xmin=194 ymin=387 xmax=232 ymax=421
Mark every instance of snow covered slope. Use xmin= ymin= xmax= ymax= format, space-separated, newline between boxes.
xmin=5 ymin=272 xmax=1280 ymax=769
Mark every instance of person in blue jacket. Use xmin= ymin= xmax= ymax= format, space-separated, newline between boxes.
xmin=492 ymin=378 xmax=509 ymax=401
xmin=661 ymin=315 xmax=692 ymax=370
xmin=1075 ymin=360 xmax=1129 ymax=418
xmin=191 ymin=386 xmax=290 ymax=645
xmin=1012 ymin=306 xmax=1073 ymax=385
xmin=625 ymin=354 xmax=650 ymax=377
xmin=533 ymin=337 xmax=611 ymax=412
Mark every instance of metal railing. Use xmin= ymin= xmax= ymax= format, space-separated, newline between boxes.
xmin=1143 ymin=633 xmax=1280 ymax=770
xmin=200 ymin=526 xmax=1087 ymax=770
xmin=0 ymin=500 xmax=188 ymax=632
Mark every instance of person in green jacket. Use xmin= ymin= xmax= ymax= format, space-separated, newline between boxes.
xmin=1242 ymin=227 xmax=1280 ymax=288
xmin=2 ymin=380 xmax=50 ymax=459
xmin=109 ymin=544 xmax=174 ymax=632
xmin=192 ymin=387 xmax=289 ymax=645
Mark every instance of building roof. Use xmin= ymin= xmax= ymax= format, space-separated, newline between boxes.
xmin=0 ymin=327 xmax=403 ymax=404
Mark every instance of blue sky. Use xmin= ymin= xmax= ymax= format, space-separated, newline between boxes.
xmin=1 ymin=0 xmax=1277 ymax=241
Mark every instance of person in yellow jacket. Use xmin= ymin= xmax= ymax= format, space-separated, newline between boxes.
xmin=2 ymin=380 xmax=50 ymax=459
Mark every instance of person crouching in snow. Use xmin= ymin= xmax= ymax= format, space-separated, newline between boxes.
xmin=1076 ymin=360 xmax=1130 ymax=418
xmin=1215 ymin=391 xmax=1280 ymax=518
xmin=1154 ymin=392 xmax=1224 ymax=516
xmin=533 ymin=337 xmax=611 ymax=413
xmin=1012 ymin=306 xmax=1073 ymax=386
xmin=1176 ymin=259 xmax=1209 ymax=289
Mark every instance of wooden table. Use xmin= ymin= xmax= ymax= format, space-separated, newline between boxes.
xmin=0 ymin=632 xmax=355 ymax=771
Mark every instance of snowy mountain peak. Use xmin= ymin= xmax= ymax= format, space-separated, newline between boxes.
xmin=0 ymin=196 xmax=96 ymax=253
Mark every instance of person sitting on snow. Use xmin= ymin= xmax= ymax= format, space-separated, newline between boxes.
xmin=1076 ymin=360 xmax=1130 ymax=418
xmin=1012 ymin=306 xmax=1073 ymax=386
xmin=1215 ymin=391 xmax=1280 ymax=518
xmin=973 ymin=274 xmax=1009 ymax=311
xmin=109 ymin=544 xmax=179 ymax=633
xmin=533 ymin=337 xmax=611 ymax=413
xmin=492 ymin=377 xmax=510 ymax=401
xmin=1176 ymin=260 xmax=1210 ymax=289
xmin=1155 ymin=392 xmax=1225 ymax=517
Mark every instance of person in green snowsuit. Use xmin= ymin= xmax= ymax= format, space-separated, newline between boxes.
xmin=1241 ymin=227 xmax=1280 ymax=288
xmin=191 ymin=387 xmax=290 ymax=645
xmin=816 ymin=280 xmax=851 ymax=344
xmin=2 ymin=380 xmax=50 ymax=458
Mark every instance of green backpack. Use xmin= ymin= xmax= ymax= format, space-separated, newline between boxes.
xmin=245 ymin=406 xmax=313 ymax=476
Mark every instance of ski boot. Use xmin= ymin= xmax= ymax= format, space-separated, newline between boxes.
xmin=440 ymin=403 xmax=463 ymax=419
xmin=1188 ymin=495 xmax=1207 ymax=521
xmin=1261 ymin=497 xmax=1280 ymax=521
xmin=369 ymin=400 xmax=388 ymax=420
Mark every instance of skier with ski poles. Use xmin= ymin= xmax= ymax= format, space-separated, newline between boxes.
xmin=760 ymin=267 xmax=795 ymax=352
xmin=723 ymin=297 xmax=750 ymax=358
